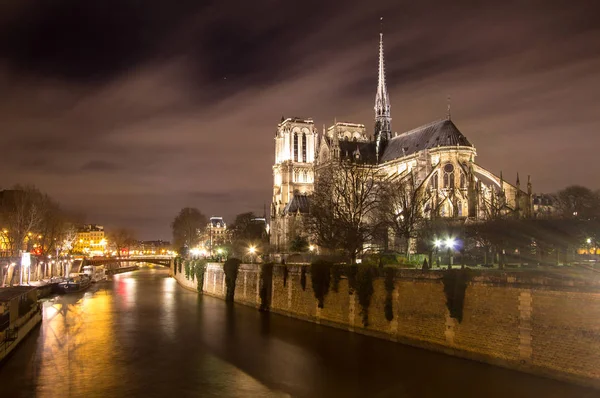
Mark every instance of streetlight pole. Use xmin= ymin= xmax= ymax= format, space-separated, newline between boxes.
xmin=433 ymin=239 xmax=441 ymax=269
xmin=445 ymin=237 xmax=456 ymax=270
xmin=248 ymin=246 xmax=256 ymax=264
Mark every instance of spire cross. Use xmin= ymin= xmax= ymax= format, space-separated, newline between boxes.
xmin=447 ymin=95 xmax=451 ymax=120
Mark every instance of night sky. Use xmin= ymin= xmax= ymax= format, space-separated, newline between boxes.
xmin=0 ymin=0 xmax=598 ymax=240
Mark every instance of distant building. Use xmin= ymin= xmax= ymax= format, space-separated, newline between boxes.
xmin=74 ymin=224 xmax=106 ymax=256
xmin=131 ymin=240 xmax=171 ymax=255
xmin=0 ymin=229 xmax=8 ymax=257
xmin=208 ymin=217 xmax=227 ymax=245
xmin=202 ymin=217 xmax=228 ymax=255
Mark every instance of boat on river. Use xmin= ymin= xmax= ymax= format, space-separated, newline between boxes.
xmin=57 ymin=275 xmax=92 ymax=294
xmin=81 ymin=265 xmax=107 ymax=282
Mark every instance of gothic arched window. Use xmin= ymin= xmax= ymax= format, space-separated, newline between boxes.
xmin=457 ymin=200 xmax=463 ymax=217
xmin=443 ymin=163 xmax=454 ymax=189
xmin=293 ymin=133 xmax=298 ymax=162
xmin=460 ymin=172 xmax=466 ymax=189
xmin=302 ymin=133 xmax=307 ymax=162
xmin=431 ymin=171 xmax=439 ymax=189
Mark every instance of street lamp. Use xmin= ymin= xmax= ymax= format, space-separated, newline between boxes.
xmin=248 ymin=246 xmax=256 ymax=263
xmin=433 ymin=239 xmax=442 ymax=268
xmin=190 ymin=248 xmax=201 ymax=259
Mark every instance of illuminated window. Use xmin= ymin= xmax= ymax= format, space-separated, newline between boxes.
xmin=293 ymin=133 xmax=298 ymax=162
xmin=302 ymin=133 xmax=307 ymax=162
xmin=443 ymin=163 xmax=454 ymax=189
xmin=432 ymin=172 xmax=439 ymax=189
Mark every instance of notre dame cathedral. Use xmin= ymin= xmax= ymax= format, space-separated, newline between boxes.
xmin=270 ymin=31 xmax=533 ymax=251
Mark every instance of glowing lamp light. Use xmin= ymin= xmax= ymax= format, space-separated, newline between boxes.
xmin=445 ymin=238 xmax=456 ymax=250
xmin=248 ymin=246 xmax=256 ymax=254
xmin=309 ymin=245 xmax=315 ymax=252
xmin=434 ymin=239 xmax=442 ymax=248
xmin=587 ymin=238 xmax=592 ymax=244
xmin=21 ymin=252 xmax=31 ymax=268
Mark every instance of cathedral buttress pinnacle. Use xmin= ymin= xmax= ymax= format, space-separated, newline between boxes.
xmin=375 ymin=20 xmax=392 ymax=162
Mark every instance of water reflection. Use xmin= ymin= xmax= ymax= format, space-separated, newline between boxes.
xmin=36 ymin=287 xmax=119 ymax=397
xmin=160 ymin=277 xmax=176 ymax=340
xmin=0 ymin=268 xmax=596 ymax=398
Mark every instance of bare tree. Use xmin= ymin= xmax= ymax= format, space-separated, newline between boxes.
xmin=307 ymin=161 xmax=384 ymax=263
xmin=554 ymin=185 xmax=600 ymax=220
xmin=171 ymin=207 xmax=207 ymax=253
xmin=108 ymin=228 xmax=137 ymax=256
xmin=0 ymin=186 xmax=45 ymax=284
xmin=378 ymin=171 xmax=436 ymax=254
xmin=37 ymin=195 xmax=67 ymax=257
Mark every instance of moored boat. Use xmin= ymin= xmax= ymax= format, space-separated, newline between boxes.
xmin=57 ymin=275 xmax=92 ymax=294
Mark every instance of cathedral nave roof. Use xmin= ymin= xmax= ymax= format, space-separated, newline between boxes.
xmin=380 ymin=119 xmax=473 ymax=163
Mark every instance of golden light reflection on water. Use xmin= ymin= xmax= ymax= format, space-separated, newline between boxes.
xmin=2 ymin=268 xmax=588 ymax=398
xmin=161 ymin=277 xmax=176 ymax=340
xmin=37 ymin=289 xmax=120 ymax=397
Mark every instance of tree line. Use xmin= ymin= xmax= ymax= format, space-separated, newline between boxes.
xmin=0 ymin=185 xmax=139 ymax=285
xmin=306 ymin=161 xmax=600 ymax=267
xmin=171 ymin=208 xmax=268 ymax=260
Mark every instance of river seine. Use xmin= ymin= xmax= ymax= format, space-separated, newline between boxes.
xmin=0 ymin=266 xmax=595 ymax=397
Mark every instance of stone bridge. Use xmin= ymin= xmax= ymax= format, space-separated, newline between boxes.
xmin=84 ymin=256 xmax=173 ymax=267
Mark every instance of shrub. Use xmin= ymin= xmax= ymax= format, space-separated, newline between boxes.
xmin=422 ymin=258 xmax=430 ymax=271
xmin=223 ymin=258 xmax=241 ymax=302
xmin=259 ymin=263 xmax=274 ymax=312
xmin=311 ymin=260 xmax=332 ymax=308
xmin=442 ymin=268 xmax=473 ymax=323
xmin=173 ymin=258 xmax=178 ymax=275
xmin=331 ymin=263 xmax=342 ymax=293
xmin=356 ymin=266 xmax=375 ymax=327
xmin=347 ymin=265 xmax=358 ymax=294
xmin=195 ymin=260 xmax=207 ymax=292
xmin=185 ymin=260 xmax=191 ymax=279
xmin=178 ymin=258 xmax=183 ymax=274
xmin=384 ymin=267 xmax=395 ymax=321
xmin=300 ymin=266 xmax=307 ymax=291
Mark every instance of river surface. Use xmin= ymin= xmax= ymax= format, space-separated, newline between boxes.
xmin=0 ymin=266 xmax=596 ymax=397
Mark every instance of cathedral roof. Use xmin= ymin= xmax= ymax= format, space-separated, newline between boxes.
xmin=380 ymin=119 xmax=473 ymax=163
xmin=338 ymin=140 xmax=378 ymax=163
xmin=283 ymin=194 xmax=310 ymax=215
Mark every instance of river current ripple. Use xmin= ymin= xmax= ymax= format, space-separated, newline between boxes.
xmin=0 ymin=267 xmax=595 ymax=397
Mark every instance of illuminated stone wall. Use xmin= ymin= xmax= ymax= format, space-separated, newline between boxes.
xmin=171 ymin=262 xmax=600 ymax=388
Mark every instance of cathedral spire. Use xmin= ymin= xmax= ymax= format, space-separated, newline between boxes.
xmin=375 ymin=18 xmax=392 ymax=162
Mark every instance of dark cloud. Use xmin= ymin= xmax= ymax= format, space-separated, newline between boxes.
xmin=80 ymin=160 xmax=121 ymax=172
xmin=0 ymin=0 xmax=599 ymax=239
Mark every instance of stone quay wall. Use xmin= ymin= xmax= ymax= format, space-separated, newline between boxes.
xmin=171 ymin=262 xmax=600 ymax=389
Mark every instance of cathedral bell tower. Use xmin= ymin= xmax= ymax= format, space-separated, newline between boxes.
xmin=271 ymin=117 xmax=317 ymax=248
xmin=374 ymin=22 xmax=392 ymax=163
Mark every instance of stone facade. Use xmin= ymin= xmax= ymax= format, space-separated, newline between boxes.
xmin=269 ymin=32 xmax=534 ymax=251
xmin=172 ymin=262 xmax=600 ymax=389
